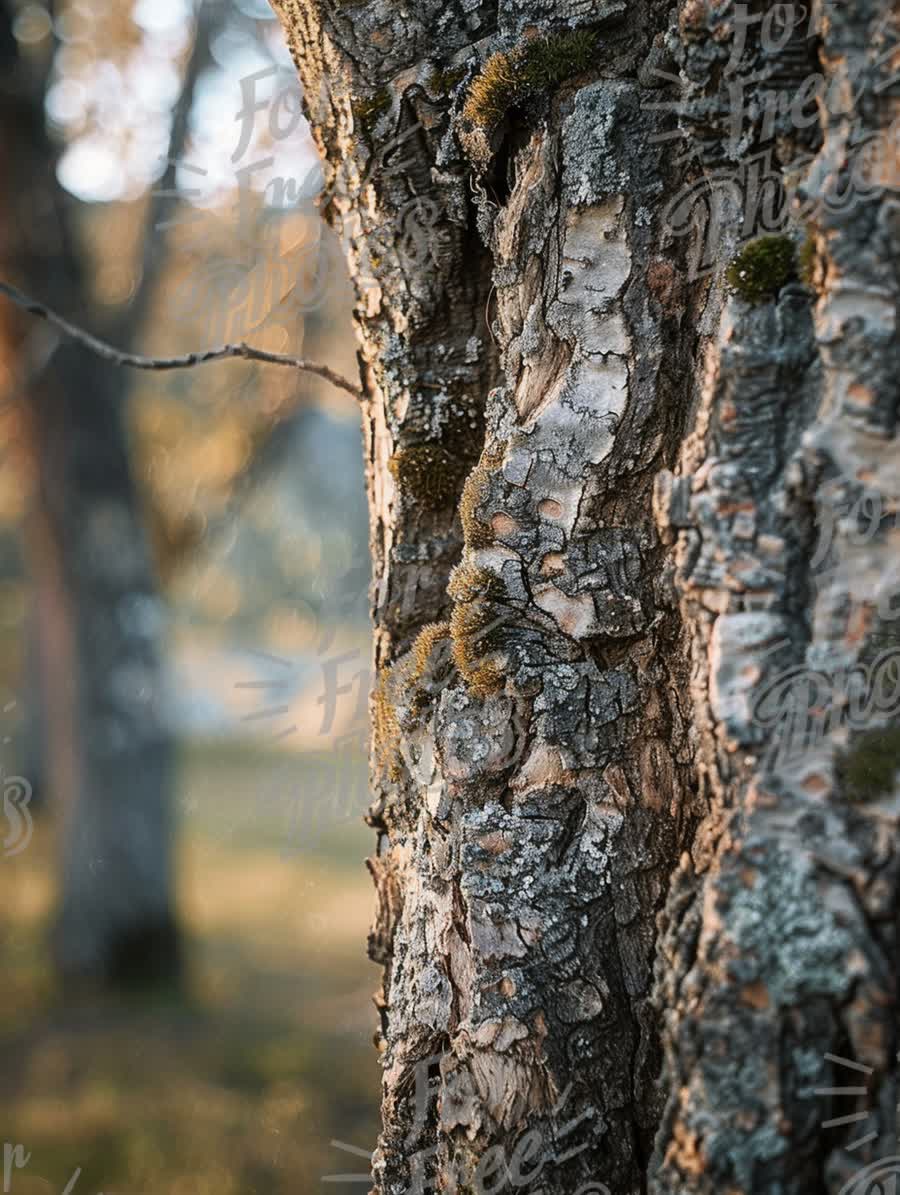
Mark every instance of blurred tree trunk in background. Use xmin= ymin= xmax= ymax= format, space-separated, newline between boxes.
xmin=0 ymin=5 xmax=180 ymax=988
xmin=272 ymin=0 xmax=899 ymax=1191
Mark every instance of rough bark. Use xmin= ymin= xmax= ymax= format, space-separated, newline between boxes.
xmin=270 ymin=0 xmax=898 ymax=1191
xmin=1 ymin=5 xmax=180 ymax=987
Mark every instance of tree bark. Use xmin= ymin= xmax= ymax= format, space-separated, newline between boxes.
xmin=270 ymin=0 xmax=898 ymax=1190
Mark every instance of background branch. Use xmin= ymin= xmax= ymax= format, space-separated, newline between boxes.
xmin=0 ymin=279 xmax=363 ymax=400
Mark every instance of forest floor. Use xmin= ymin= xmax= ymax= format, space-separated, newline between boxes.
xmin=0 ymin=740 xmax=380 ymax=1195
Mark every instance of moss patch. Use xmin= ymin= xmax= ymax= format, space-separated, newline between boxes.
xmin=727 ymin=236 xmax=797 ymax=304
xmin=463 ymin=30 xmax=598 ymax=132
xmin=447 ymin=443 xmax=511 ymax=698
xmin=405 ymin=621 xmax=451 ymax=717
xmin=837 ymin=726 xmax=900 ymax=802
xmin=459 ymin=442 xmax=506 ymax=549
xmin=351 ymin=90 xmax=391 ymax=135
xmin=449 ymin=598 xmax=506 ymax=699
xmin=374 ymin=625 xmax=455 ymax=759
xmin=448 ymin=562 xmax=506 ymax=604
xmin=389 ymin=444 xmax=467 ymax=510
xmin=432 ymin=64 xmax=468 ymax=95
xmin=372 ymin=667 xmax=403 ymax=781
xmin=410 ymin=621 xmax=452 ymax=685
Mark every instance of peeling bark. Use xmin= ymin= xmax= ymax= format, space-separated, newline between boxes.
xmin=271 ymin=0 xmax=898 ymax=1190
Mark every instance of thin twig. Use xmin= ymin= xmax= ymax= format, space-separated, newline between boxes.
xmin=0 ymin=280 xmax=363 ymax=401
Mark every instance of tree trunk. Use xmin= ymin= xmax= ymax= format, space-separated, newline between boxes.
xmin=1 ymin=5 xmax=180 ymax=988
xmin=270 ymin=0 xmax=898 ymax=1190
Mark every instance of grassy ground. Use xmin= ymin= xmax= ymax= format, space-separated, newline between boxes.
xmin=0 ymin=741 xmax=381 ymax=1195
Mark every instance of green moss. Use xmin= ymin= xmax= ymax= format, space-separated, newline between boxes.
xmin=351 ymin=90 xmax=391 ymax=134
xmin=837 ymin=726 xmax=900 ymax=802
xmin=519 ymin=29 xmax=598 ymax=88
xmin=726 ymin=236 xmax=797 ymax=304
xmin=463 ymin=29 xmax=598 ymax=132
xmin=389 ymin=444 xmax=467 ymax=510
xmin=433 ymin=64 xmax=468 ymax=94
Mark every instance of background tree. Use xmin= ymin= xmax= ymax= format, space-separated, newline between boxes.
xmin=0 ymin=0 xmax=182 ymax=986
xmin=0 ymin=2 xmax=383 ymax=1189
xmin=1 ymin=0 xmax=358 ymax=991
xmin=269 ymin=0 xmax=899 ymax=1192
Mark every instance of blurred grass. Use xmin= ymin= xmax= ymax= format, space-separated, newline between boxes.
xmin=0 ymin=740 xmax=381 ymax=1195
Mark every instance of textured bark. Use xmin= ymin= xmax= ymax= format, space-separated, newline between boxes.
xmin=1 ymin=6 xmax=180 ymax=987
xmin=271 ymin=0 xmax=898 ymax=1191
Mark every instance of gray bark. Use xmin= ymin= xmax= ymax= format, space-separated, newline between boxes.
xmin=270 ymin=0 xmax=898 ymax=1191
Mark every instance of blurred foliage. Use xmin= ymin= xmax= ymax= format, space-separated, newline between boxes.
xmin=0 ymin=0 xmax=366 ymax=629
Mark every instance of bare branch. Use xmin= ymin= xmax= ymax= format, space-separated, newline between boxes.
xmin=0 ymin=280 xmax=363 ymax=401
